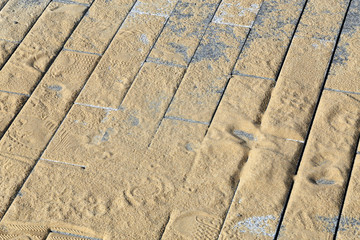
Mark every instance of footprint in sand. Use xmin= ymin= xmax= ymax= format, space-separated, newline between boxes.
xmin=9 ymin=236 xmax=36 ymax=240
xmin=125 ymin=176 xmax=167 ymax=206
xmin=0 ymin=221 xmax=100 ymax=240
xmin=7 ymin=117 xmax=56 ymax=153
xmin=172 ymin=211 xmax=222 ymax=239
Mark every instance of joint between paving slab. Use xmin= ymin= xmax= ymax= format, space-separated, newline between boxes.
xmin=65 ymin=0 xmax=142 ymax=121
xmin=0 ymin=0 xmax=99 ymax=222
xmin=40 ymin=158 xmax=86 ymax=169
xmin=63 ymin=48 xmax=102 ymax=56
xmin=119 ymin=0 xmax=182 ymax=108
xmin=52 ymin=0 xmax=90 ymax=6
xmin=74 ymin=102 xmax=119 ymax=111
xmin=130 ymin=9 xmax=169 ymax=18
xmin=0 ymin=0 xmax=10 ymax=11
xmin=333 ymin=133 xmax=360 ymax=238
xmin=273 ymin=0 xmax=310 ymax=82
xmin=30 ymin=0 xmax=143 ymax=174
xmin=285 ymin=138 xmax=305 ymax=144
xmin=293 ymin=34 xmax=337 ymax=43
xmin=158 ymin=214 xmax=171 ymax=239
xmin=206 ymin=1 xmax=266 ymax=140
xmin=164 ymin=116 xmax=210 ymax=125
xmin=0 ymin=38 xmax=21 ymax=44
xmin=232 ymin=72 xmax=275 ymax=81
xmin=33 ymin=1 xmax=147 ymax=176
xmin=146 ymin=0 xmax=225 ymax=148
xmin=0 ymin=0 xmax=54 ymax=71
xmin=324 ymin=87 xmax=360 ymax=96
xmin=217 ymin=179 xmax=241 ymax=239
xmin=99 ymin=0 xmax=140 ymax=55
xmin=146 ymin=58 xmax=187 ymax=68
xmin=265 ymin=132 xmax=305 ymax=144
xmin=51 ymin=230 xmax=102 ymax=240
xmin=0 ymin=89 xmax=30 ymax=97
xmin=6 ymin=0 xmax=96 ymax=90
xmin=212 ymin=19 xmax=252 ymax=28
xmin=274 ymin=0 xmax=355 ymax=237
xmin=147 ymin=0 xmax=226 ymax=148
xmin=0 ymin=162 xmax=38 ymax=221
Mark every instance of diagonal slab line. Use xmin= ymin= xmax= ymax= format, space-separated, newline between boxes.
xmin=0 ymin=0 xmax=10 ymax=11
xmin=0 ymin=0 xmax=54 ymax=71
xmin=0 ymin=0 xmax=141 ymax=223
xmin=158 ymin=214 xmax=171 ymax=239
xmin=204 ymin=1 xmax=267 ymax=139
xmin=273 ymin=0 xmax=354 ymax=238
xmin=333 ymin=135 xmax=360 ymax=239
xmin=214 ymin=2 xmax=270 ymax=237
xmin=118 ymin=0 xmax=181 ymax=109
xmin=148 ymin=0 xmax=227 ymax=148
xmin=216 ymin=179 xmax=242 ymax=240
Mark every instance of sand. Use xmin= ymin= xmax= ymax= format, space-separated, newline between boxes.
xmin=0 ymin=2 xmax=87 ymax=95
xmin=0 ymin=0 xmax=360 ymax=239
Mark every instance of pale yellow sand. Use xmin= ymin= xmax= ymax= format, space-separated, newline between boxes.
xmin=1 ymin=0 xmax=360 ymax=239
